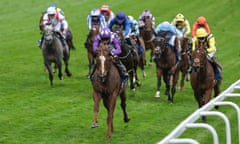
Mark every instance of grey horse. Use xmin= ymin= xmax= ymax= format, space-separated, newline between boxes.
xmin=41 ymin=23 xmax=71 ymax=86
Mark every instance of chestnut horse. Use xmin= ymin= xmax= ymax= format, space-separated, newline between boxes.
xmin=41 ymin=23 xmax=72 ymax=85
xmin=153 ymin=35 xmax=179 ymax=103
xmin=91 ymin=41 xmax=130 ymax=140
xmin=113 ymin=25 xmax=141 ymax=90
xmin=85 ymin=24 xmax=100 ymax=77
xmin=190 ymin=40 xmax=221 ymax=122
xmin=139 ymin=17 xmax=155 ymax=65
xmin=176 ymin=37 xmax=190 ymax=91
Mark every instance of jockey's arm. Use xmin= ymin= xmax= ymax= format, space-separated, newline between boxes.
xmin=100 ymin=16 xmax=106 ymax=31
xmin=184 ymin=20 xmax=191 ymax=37
xmin=92 ymin=35 xmax=100 ymax=53
xmin=124 ymin=20 xmax=131 ymax=37
xmin=87 ymin=15 xmax=92 ymax=30
xmin=112 ymin=34 xmax=121 ymax=55
xmin=192 ymin=37 xmax=197 ymax=51
xmin=206 ymin=37 xmax=216 ymax=53
xmin=61 ymin=20 xmax=68 ymax=36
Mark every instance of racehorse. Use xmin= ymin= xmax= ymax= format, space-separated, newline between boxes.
xmin=41 ymin=23 xmax=72 ymax=86
xmin=139 ymin=17 xmax=155 ymax=65
xmin=190 ymin=40 xmax=221 ymax=122
xmin=85 ymin=24 xmax=100 ymax=77
xmin=175 ymin=37 xmax=190 ymax=91
xmin=91 ymin=41 xmax=130 ymax=140
xmin=39 ymin=12 xmax=75 ymax=51
xmin=113 ymin=25 xmax=141 ymax=90
xmin=153 ymin=35 xmax=179 ymax=103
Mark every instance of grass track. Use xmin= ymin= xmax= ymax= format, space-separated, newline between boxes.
xmin=0 ymin=0 xmax=240 ymax=143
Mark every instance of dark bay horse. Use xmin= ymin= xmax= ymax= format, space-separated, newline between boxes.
xmin=91 ymin=41 xmax=130 ymax=140
xmin=153 ymin=35 xmax=179 ymax=103
xmin=113 ymin=25 xmax=141 ymax=90
xmin=85 ymin=24 xmax=100 ymax=77
xmin=190 ymin=40 xmax=221 ymax=122
xmin=139 ymin=18 xmax=155 ymax=65
xmin=175 ymin=37 xmax=190 ymax=91
xmin=39 ymin=13 xmax=75 ymax=50
xmin=41 ymin=23 xmax=72 ymax=85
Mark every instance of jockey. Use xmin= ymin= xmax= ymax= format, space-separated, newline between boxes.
xmin=171 ymin=13 xmax=191 ymax=38
xmin=84 ymin=8 xmax=106 ymax=48
xmin=99 ymin=5 xmax=115 ymax=26
xmin=92 ymin=28 xmax=129 ymax=83
xmin=40 ymin=6 xmax=68 ymax=49
xmin=108 ymin=12 xmax=131 ymax=38
xmin=192 ymin=16 xmax=211 ymax=38
xmin=155 ymin=21 xmax=183 ymax=65
xmin=192 ymin=28 xmax=222 ymax=80
xmin=138 ymin=9 xmax=155 ymax=29
xmin=87 ymin=8 xmax=106 ymax=32
xmin=128 ymin=15 xmax=145 ymax=56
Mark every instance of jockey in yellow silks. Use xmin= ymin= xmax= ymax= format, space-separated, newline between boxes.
xmin=171 ymin=13 xmax=191 ymax=38
xmin=191 ymin=28 xmax=222 ymax=80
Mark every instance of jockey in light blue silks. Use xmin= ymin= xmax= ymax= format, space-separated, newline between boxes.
xmin=128 ymin=15 xmax=144 ymax=56
xmin=155 ymin=21 xmax=183 ymax=65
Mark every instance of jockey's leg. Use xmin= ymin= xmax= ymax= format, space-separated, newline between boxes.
xmin=211 ymin=57 xmax=222 ymax=80
xmin=89 ymin=64 xmax=96 ymax=80
xmin=56 ymin=31 xmax=67 ymax=49
xmin=84 ymin=33 xmax=90 ymax=48
xmin=38 ymin=35 xmax=44 ymax=48
xmin=171 ymin=36 xmax=181 ymax=65
xmin=113 ymin=58 xmax=129 ymax=83
xmin=136 ymin=37 xmax=144 ymax=55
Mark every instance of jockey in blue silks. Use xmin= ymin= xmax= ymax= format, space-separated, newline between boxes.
xmin=108 ymin=12 xmax=131 ymax=39
xmin=155 ymin=21 xmax=183 ymax=65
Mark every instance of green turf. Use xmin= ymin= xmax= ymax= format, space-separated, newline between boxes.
xmin=0 ymin=0 xmax=240 ymax=143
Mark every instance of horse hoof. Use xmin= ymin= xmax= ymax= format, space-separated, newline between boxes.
xmin=124 ymin=118 xmax=131 ymax=123
xmin=136 ymin=81 xmax=142 ymax=87
xmin=91 ymin=123 xmax=98 ymax=128
xmin=67 ymin=72 xmax=72 ymax=77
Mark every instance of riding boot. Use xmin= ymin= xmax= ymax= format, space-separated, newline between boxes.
xmin=38 ymin=35 xmax=44 ymax=48
xmin=174 ymin=46 xmax=181 ymax=65
xmin=114 ymin=58 xmax=128 ymax=83
xmin=211 ymin=57 xmax=222 ymax=80
xmin=89 ymin=64 xmax=96 ymax=80
xmin=84 ymin=34 xmax=90 ymax=48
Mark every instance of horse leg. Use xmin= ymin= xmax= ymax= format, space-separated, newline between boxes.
xmin=155 ymin=68 xmax=162 ymax=98
xmin=120 ymin=91 xmax=130 ymax=123
xmin=180 ymin=71 xmax=186 ymax=92
xmin=63 ymin=49 xmax=72 ymax=77
xmin=87 ymin=51 xmax=94 ymax=76
xmin=129 ymin=70 xmax=135 ymax=90
xmin=57 ymin=61 xmax=63 ymax=81
xmin=92 ymin=92 xmax=101 ymax=128
xmin=46 ymin=63 xmax=54 ymax=86
xmin=105 ymin=95 xmax=117 ymax=140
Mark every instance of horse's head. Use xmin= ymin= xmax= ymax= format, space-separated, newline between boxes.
xmin=192 ymin=47 xmax=207 ymax=72
xmin=95 ymin=42 xmax=112 ymax=82
xmin=153 ymin=36 xmax=167 ymax=59
xmin=143 ymin=18 xmax=152 ymax=31
xmin=90 ymin=24 xmax=100 ymax=41
xmin=43 ymin=23 xmax=55 ymax=45
xmin=112 ymin=25 xmax=124 ymax=42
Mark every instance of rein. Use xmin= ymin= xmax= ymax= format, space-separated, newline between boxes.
xmin=119 ymin=49 xmax=131 ymax=59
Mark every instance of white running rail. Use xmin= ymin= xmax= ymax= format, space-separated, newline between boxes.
xmin=157 ymin=79 xmax=240 ymax=144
